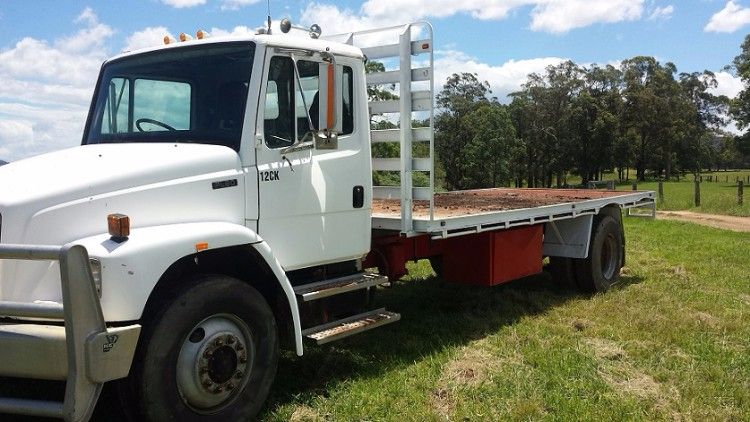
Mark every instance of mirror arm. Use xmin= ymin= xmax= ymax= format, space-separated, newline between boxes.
xmin=290 ymin=53 xmax=316 ymax=135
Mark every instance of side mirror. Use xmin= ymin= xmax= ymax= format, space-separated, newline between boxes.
xmin=314 ymin=62 xmax=339 ymax=150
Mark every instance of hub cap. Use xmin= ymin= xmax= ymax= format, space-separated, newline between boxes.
xmin=176 ymin=315 xmax=253 ymax=412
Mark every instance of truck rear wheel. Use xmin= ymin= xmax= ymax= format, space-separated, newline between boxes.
xmin=125 ymin=275 xmax=278 ymax=421
xmin=574 ymin=215 xmax=623 ymax=292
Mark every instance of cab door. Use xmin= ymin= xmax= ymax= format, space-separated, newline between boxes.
xmin=255 ymin=51 xmax=370 ymax=270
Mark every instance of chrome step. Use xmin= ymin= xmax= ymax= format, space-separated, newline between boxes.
xmin=302 ymin=308 xmax=400 ymax=345
xmin=293 ymin=273 xmax=389 ymax=302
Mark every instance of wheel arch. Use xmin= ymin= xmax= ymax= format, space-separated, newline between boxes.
xmin=140 ymin=243 xmax=301 ymax=354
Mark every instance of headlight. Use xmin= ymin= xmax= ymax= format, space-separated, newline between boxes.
xmin=89 ymin=258 xmax=102 ymax=298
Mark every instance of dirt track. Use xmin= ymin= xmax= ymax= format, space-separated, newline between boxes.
xmin=657 ymin=211 xmax=750 ymax=233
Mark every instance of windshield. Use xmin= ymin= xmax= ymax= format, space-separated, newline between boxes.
xmin=84 ymin=42 xmax=255 ymax=151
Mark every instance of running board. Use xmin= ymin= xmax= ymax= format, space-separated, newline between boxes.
xmin=293 ymin=273 xmax=389 ymax=302
xmin=302 ymin=308 xmax=400 ymax=345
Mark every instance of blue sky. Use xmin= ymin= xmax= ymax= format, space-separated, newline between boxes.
xmin=0 ymin=0 xmax=748 ymax=161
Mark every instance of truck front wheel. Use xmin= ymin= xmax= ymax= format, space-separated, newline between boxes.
xmin=125 ymin=275 xmax=278 ymax=421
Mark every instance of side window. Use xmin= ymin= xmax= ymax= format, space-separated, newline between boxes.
xmin=342 ymin=66 xmax=354 ymax=135
xmin=264 ymin=56 xmax=295 ymax=148
xmin=296 ymin=60 xmax=320 ymax=139
xmin=101 ymin=78 xmax=130 ymax=134
xmin=262 ymin=57 xmax=355 ymax=148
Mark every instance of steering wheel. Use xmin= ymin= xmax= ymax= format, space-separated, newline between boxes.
xmin=136 ymin=118 xmax=176 ymax=132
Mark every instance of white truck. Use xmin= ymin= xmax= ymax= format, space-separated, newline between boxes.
xmin=0 ymin=21 xmax=654 ymax=421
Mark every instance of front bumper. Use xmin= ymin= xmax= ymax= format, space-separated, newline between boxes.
xmin=0 ymin=244 xmax=140 ymax=422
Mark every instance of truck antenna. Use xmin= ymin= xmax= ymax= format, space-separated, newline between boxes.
xmin=266 ymin=0 xmax=272 ymax=34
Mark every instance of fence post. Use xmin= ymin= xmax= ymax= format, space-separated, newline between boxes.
xmin=632 ymin=182 xmax=637 ymax=191
xmin=658 ymin=181 xmax=664 ymax=204
xmin=740 ymin=181 xmax=744 ymax=206
xmin=694 ymin=180 xmax=701 ymax=207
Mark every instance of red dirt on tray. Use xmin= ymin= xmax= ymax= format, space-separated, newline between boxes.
xmin=372 ymin=188 xmax=636 ymax=218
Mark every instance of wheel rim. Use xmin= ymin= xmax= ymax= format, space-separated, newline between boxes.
xmin=600 ymin=233 xmax=618 ymax=280
xmin=176 ymin=314 xmax=254 ymax=413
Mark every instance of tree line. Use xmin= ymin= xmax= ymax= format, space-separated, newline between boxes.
xmin=395 ymin=36 xmax=750 ymax=190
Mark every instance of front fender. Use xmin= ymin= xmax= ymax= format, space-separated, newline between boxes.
xmin=76 ymin=222 xmax=262 ymax=322
xmin=75 ymin=221 xmax=304 ymax=355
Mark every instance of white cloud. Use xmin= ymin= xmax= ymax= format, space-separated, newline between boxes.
xmin=433 ymin=50 xmax=566 ymax=101
xmin=0 ymin=9 xmax=112 ymax=161
xmin=529 ymin=0 xmax=644 ymax=34
xmin=221 ymin=0 xmax=261 ymax=11
xmin=705 ymin=1 xmax=750 ymax=33
xmin=124 ymin=26 xmax=173 ymax=51
xmin=160 ymin=0 xmax=206 ymax=8
xmin=208 ymin=26 xmax=257 ymax=37
xmin=302 ymin=0 xmax=645 ymax=36
xmin=648 ymin=5 xmax=674 ymax=21
xmin=710 ymin=71 xmax=744 ymax=98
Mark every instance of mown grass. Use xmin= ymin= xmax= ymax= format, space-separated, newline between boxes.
xmin=262 ymin=219 xmax=750 ymax=421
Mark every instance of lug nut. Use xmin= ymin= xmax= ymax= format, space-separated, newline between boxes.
xmin=202 ymin=380 xmax=212 ymax=388
xmin=227 ymin=382 xmax=235 ymax=390
xmin=215 ymin=338 xmax=224 ymax=347
xmin=234 ymin=371 xmax=243 ymax=379
xmin=227 ymin=336 xmax=235 ymax=344
xmin=213 ymin=387 xmax=223 ymax=394
xmin=203 ymin=350 xmax=212 ymax=359
xmin=236 ymin=343 xmax=244 ymax=351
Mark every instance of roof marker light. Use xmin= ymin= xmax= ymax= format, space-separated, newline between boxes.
xmin=163 ymin=35 xmax=175 ymax=45
xmin=196 ymin=29 xmax=208 ymax=39
xmin=179 ymin=33 xmax=192 ymax=42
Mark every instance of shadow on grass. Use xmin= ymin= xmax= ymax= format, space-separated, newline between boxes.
xmin=263 ymin=269 xmax=644 ymax=414
xmin=0 ymin=271 xmax=644 ymax=421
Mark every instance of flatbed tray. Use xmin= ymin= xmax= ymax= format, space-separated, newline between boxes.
xmin=372 ymin=188 xmax=655 ymax=238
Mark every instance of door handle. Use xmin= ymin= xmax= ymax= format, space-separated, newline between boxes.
xmin=353 ymin=186 xmax=364 ymax=208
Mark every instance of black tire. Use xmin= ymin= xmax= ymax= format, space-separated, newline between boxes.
xmin=548 ymin=256 xmax=578 ymax=290
xmin=125 ymin=275 xmax=278 ymax=421
xmin=574 ymin=215 xmax=623 ymax=293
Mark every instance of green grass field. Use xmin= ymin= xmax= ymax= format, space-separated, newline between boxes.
xmin=617 ymin=177 xmax=750 ymax=217
xmin=262 ymin=219 xmax=750 ymax=421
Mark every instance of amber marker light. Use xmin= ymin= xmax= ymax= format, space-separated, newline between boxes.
xmin=195 ymin=242 xmax=209 ymax=252
xmin=179 ymin=32 xmax=192 ymax=42
xmin=108 ymin=213 xmax=130 ymax=242
xmin=196 ymin=29 xmax=207 ymax=39
xmin=163 ymin=35 xmax=175 ymax=45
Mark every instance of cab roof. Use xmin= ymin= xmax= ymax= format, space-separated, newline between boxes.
xmin=107 ymin=32 xmax=365 ymax=64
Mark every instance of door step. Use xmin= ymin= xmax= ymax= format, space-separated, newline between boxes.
xmin=301 ymin=308 xmax=400 ymax=344
xmin=293 ymin=273 xmax=389 ymax=302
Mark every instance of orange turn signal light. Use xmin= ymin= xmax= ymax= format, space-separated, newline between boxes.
xmin=108 ymin=213 xmax=130 ymax=241
xmin=195 ymin=242 xmax=209 ymax=252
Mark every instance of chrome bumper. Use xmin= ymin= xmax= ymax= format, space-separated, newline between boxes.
xmin=0 ymin=244 xmax=140 ymax=421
